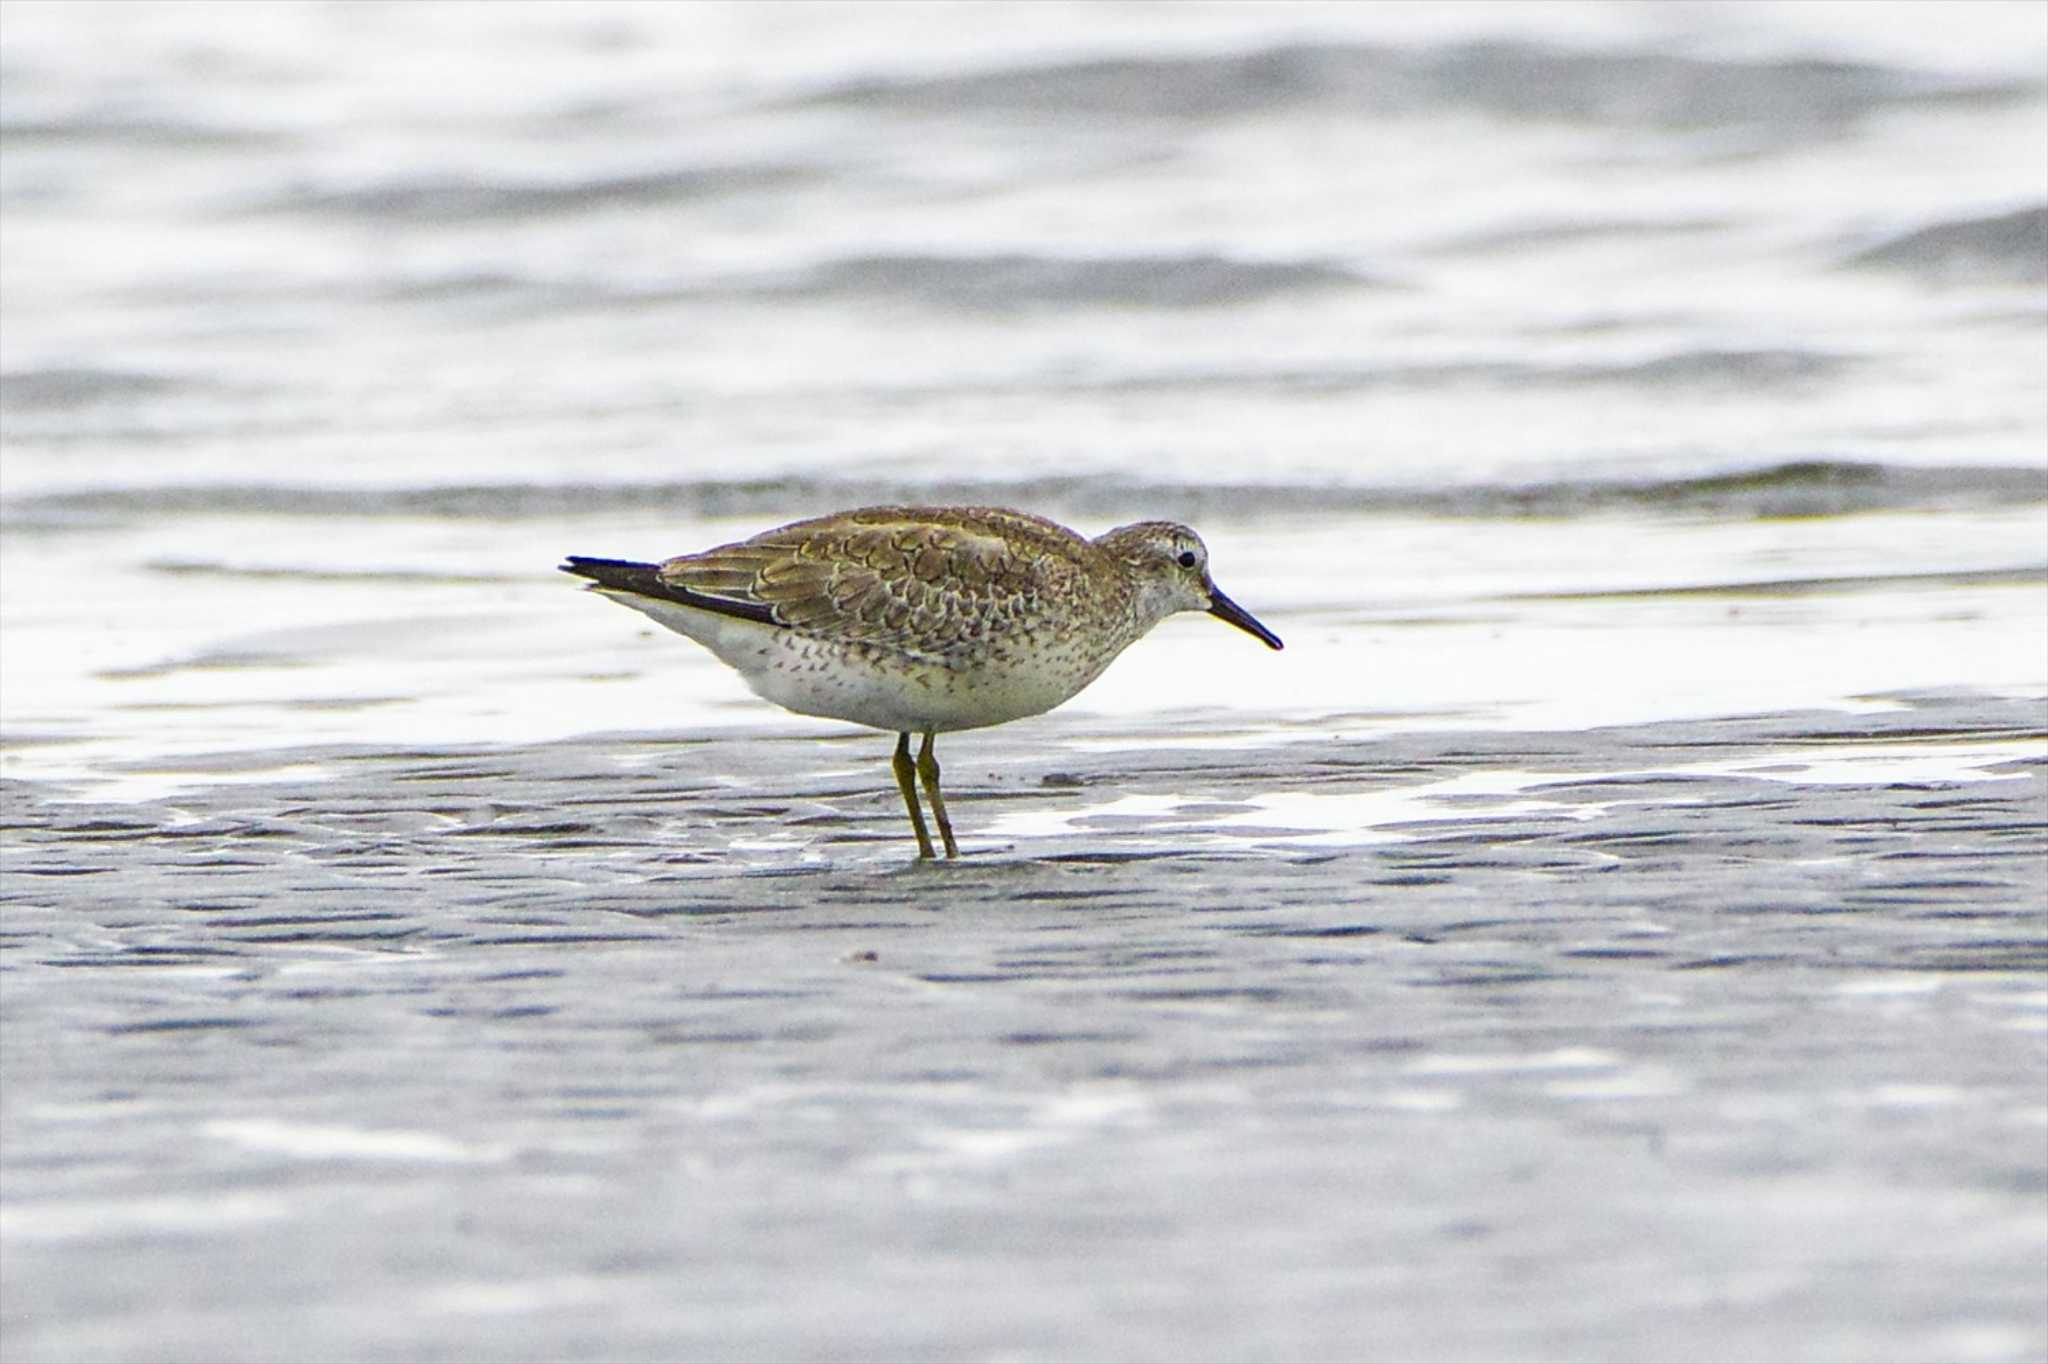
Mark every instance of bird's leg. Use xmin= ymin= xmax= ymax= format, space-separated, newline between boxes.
xmin=916 ymin=732 xmax=959 ymax=859
xmin=892 ymin=732 xmax=937 ymax=859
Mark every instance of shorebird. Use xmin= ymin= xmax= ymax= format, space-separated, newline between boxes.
xmin=561 ymin=505 xmax=1282 ymax=858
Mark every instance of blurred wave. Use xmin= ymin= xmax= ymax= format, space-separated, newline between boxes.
xmin=0 ymin=345 xmax=1861 ymax=431
xmin=10 ymin=461 xmax=2041 ymax=528
xmin=0 ymin=111 xmax=285 ymax=147
xmin=1843 ymin=204 xmax=2048 ymax=284
xmin=1 ymin=7 xmax=2042 ymax=547
xmin=749 ymin=252 xmax=1384 ymax=309
xmin=261 ymin=162 xmax=818 ymax=222
xmin=0 ymin=367 xmax=198 ymax=410
xmin=1026 ymin=349 xmax=1856 ymax=395
xmin=801 ymin=40 xmax=2036 ymax=130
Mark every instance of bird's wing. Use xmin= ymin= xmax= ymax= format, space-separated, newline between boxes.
xmin=656 ymin=508 xmax=1084 ymax=658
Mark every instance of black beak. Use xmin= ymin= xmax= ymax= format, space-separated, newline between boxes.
xmin=1207 ymin=587 xmax=1283 ymax=650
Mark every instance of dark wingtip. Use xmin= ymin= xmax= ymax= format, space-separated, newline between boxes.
xmin=561 ymin=555 xmax=782 ymax=627
xmin=559 ymin=556 xmax=663 ymax=592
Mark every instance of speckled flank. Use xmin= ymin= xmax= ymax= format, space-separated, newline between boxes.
xmin=562 ymin=504 xmax=1283 ymax=855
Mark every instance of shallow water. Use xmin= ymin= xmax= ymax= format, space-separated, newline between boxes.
xmin=3 ymin=2 xmax=2046 ymax=1360
xmin=3 ymin=696 xmax=2045 ymax=1363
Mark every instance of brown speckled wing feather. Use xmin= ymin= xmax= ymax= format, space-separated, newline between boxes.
xmin=655 ymin=507 xmax=1101 ymax=658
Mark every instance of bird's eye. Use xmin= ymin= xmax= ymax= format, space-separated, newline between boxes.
xmin=1177 ymin=550 xmax=1197 ymax=568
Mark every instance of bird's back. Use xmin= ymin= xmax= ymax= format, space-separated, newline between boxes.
xmin=655 ymin=505 xmax=1135 ymax=666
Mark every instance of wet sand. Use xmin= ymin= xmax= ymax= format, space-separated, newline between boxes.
xmin=2 ymin=691 xmax=2043 ymax=1363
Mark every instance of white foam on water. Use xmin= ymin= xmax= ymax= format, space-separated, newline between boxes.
xmin=417 ymin=1276 xmax=622 ymax=1318
xmin=1668 ymin=740 xmax=2042 ymax=786
xmin=1866 ymin=1084 xmax=1969 ymax=1109
xmin=1546 ymin=1068 xmax=1688 ymax=1100
xmin=983 ymin=768 xmax=1610 ymax=847
xmin=983 ymin=735 xmax=2042 ymax=852
xmin=0 ymin=1193 xmax=295 ymax=1244
xmin=1405 ymin=1046 xmax=1621 ymax=1077
xmin=202 ymin=1119 xmax=510 ymax=1165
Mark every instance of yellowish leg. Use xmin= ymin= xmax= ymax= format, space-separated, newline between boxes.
xmin=916 ymin=732 xmax=959 ymax=859
xmin=891 ymin=732 xmax=937 ymax=859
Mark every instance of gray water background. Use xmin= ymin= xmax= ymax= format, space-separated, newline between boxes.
xmin=3 ymin=2 xmax=2046 ymax=1361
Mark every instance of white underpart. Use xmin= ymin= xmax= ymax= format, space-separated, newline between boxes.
xmin=595 ymin=589 xmax=1129 ymax=735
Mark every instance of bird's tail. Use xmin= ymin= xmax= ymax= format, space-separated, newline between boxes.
xmin=559 ymin=556 xmax=667 ymax=596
